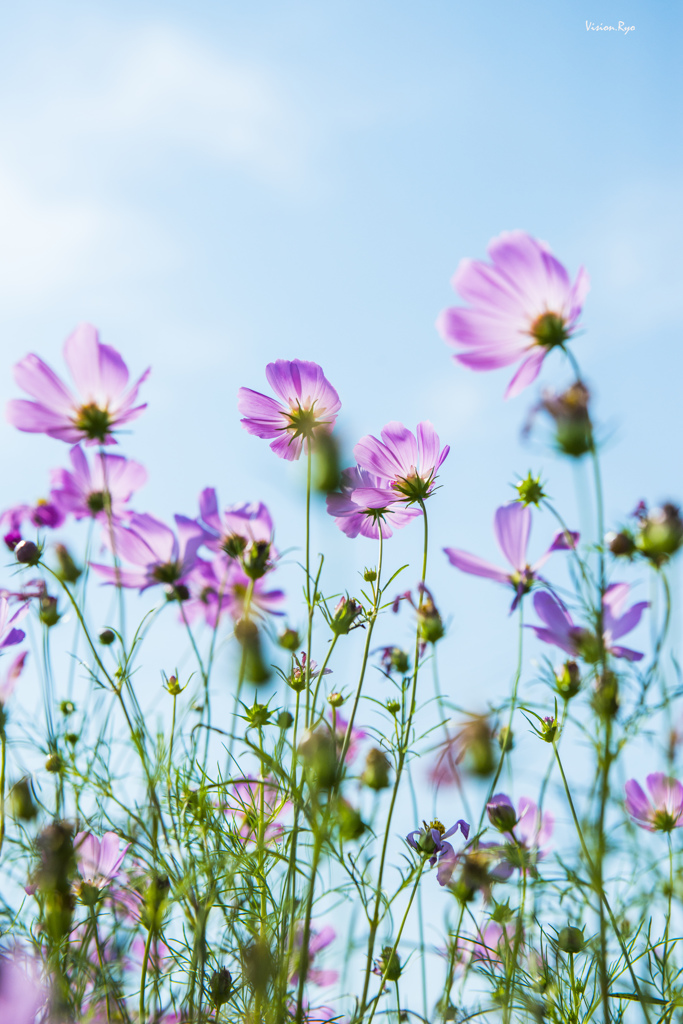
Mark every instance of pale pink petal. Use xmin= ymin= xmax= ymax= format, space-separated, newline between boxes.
xmin=504 ymin=348 xmax=546 ymax=400
xmin=13 ymin=354 xmax=75 ymax=412
xmin=444 ymin=548 xmax=510 ymax=584
xmin=494 ymin=503 xmax=530 ymax=571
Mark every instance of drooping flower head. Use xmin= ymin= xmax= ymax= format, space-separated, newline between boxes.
xmin=354 ymin=421 xmax=449 ymax=504
xmin=50 ymin=445 xmax=147 ymax=524
xmin=91 ymin=513 xmax=206 ymax=593
xmin=437 ymin=230 xmax=590 ymax=398
xmin=625 ymin=773 xmax=683 ymax=832
xmin=529 ymin=584 xmax=649 ymax=662
xmin=406 ymin=818 xmax=470 ymax=885
xmin=238 ymin=359 xmax=341 ymax=461
xmin=326 ymin=467 xmax=421 ymax=539
xmin=7 ymin=323 xmax=150 ymax=444
xmin=445 ymin=503 xmax=578 ymax=611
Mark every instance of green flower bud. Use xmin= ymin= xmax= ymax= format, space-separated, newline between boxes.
xmin=636 ymin=504 xmax=683 ymax=566
xmin=540 ymin=716 xmax=559 ymax=743
xmin=363 ymin=568 xmax=377 ymax=583
xmin=497 ymin=726 xmax=514 ymax=752
xmin=555 ymin=660 xmax=581 ymax=700
xmin=60 ymin=700 xmax=75 ymax=716
xmin=246 ymin=703 xmax=271 ymax=729
xmin=361 ymin=747 xmax=391 ymax=791
xmin=39 ymin=595 xmax=60 ymax=628
xmin=9 ymin=777 xmax=38 ymax=821
xmin=277 ymin=711 xmax=294 ymax=730
xmin=234 ymin=618 xmax=271 ymax=685
xmin=143 ymin=874 xmax=170 ymax=931
xmin=327 ymin=692 xmax=345 ymax=708
xmin=515 ymin=472 xmax=547 ymax=507
xmin=98 ymin=628 xmax=116 ymax=646
xmin=336 ymin=799 xmax=366 ymax=841
xmin=242 ymin=540 xmax=272 ymax=580
xmin=243 ymin=939 xmax=273 ymax=995
xmin=606 ymin=530 xmax=635 ymax=558
xmin=65 ymin=733 xmax=79 ymax=746
xmin=209 ymin=967 xmax=233 ymax=1008
xmin=278 ymin=628 xmax=300 ymax=651
xmin=417 ymin=595 xmax=444 ymax=645
xmin=45 ymin=753 xmax=63 ymax=773
xmin=330 ymin=596 xmax=363 ymax=635
xmin=557 ymin=926 xmax=585 ymax=954
xmin=54 ymin=544 xmax=82 ymax=584
xmin=222 ymin=533 xmax=247 ymax=560
xmin=592 ymin=671 xmax=619 ymax=719
xmin=165 ymin=674 xmax=182 ymax=696
xmin=298 ymin=729 xmax=337 ymax=790
xmin=374 ymin=945 xmax=402 ymax=982
xmin=386 ymin=699 xmax=401 ymax=717
xmin=542 ymin=381 xmax=593 ymax=458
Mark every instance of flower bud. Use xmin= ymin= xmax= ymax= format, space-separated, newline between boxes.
xmin=278 ymin=628 xmax=300 ymax=651
xmin=234 ymin=618 xmax=271 ymax=685
xmin=515 ymin=473 xmax=547 ymax=508
xmin=39 ymin=595 xmax=59 ymax=628
xmin=592 ymin=671 xmax=619 ymax=719
xmin=336 ymin=799 xmax=366 ymax=841
xmin=60 ymin=700 xmax=75 ymax=716
xmin=143 ymin=874 xmax=170 ymax=931
xmin=555 ymin=660 xmax=581 ymax=700
xmin=98 ymin=628 xmax=116 ymax=646
xmin=386 ymin=699 xmax=401 ymax=717
xmin=381 ymin=646 xmax=410 ymax=675
xmin=9 ymin=777 xmax=38 ymax=821
xmin=327 ymin=692 xmax=345 ymax=708
xmin=636 ymin=504 xmax=683 ymax=566
xmin=45 ymin=753 xmax=63 ymax=774
xmin=298 ymin=729 xmax=337 ymax=790
xmin=65 ymin=733 xmax=78 ymax=746
xmin=373 ymin=945 xmax=402 ymax=982
xmin=486 ymin=795 xmax=518 ymax=833
xmin=165 ymin=582 xmax=189 ymax=602
xmin=557 ymin=926 xmax=585 ymax=954
xmin=540 ymin=716 xmax=559 ymax=743
xmin=542 ymin=381 xmax=593 ymax=458
xmin=246 ymin=703 xmax=271 ymax=729
xmin=209 ymin=967 xmax=233 ymax=1008
xmin=15 ymin=540 xmax=40 ymax=566
xmin=497 ymin=726 xmax=514 ymax=752
xmin=222 ymin=533 xmax=247 ymax=560
xmin=361 ymin=747 xmax=391 ymax=791
xmin=606 ymin=530 xmax=635 ymax=558
xmin=165 ymin=674 xmax=182 ymax=696
xmin=277 ymin=711 xmax=294 ymax=730
xmin=54 ymin=544 xmax=82 ymax=584
xmin=330 ymin=596 xmax=363 ymax=635
xmin=242 ymin=540 xmax=272 ymax=580
xmin=363 ymin=568 xmax=377 ymax=583
xmin=417 ymin=596 xmax=444 ymax=645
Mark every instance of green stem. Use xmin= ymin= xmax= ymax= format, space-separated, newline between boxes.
xmin=139 ymin=926 xmax=154 ymax=1024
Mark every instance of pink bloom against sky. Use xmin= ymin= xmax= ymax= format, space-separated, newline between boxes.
xmin=437 ymin=230 xmax=589 ymax=399
xmin=50 ymin=445 xmax=147 ymax=523
xmin=625 ymin=773 xmax=683 ymax=832
xmin=529 ymin=584 xmax=648 ymax=662
xmin=238 ymin=359 xmax=341 ymax=461
xmin=6 ymin=322 xmax=150 ymax=445
xmin=353 ymin=420 xmax=449 ymax=504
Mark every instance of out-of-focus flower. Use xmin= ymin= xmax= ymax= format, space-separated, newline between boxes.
xmin=464 ymin=921 xmax=516 ymax=967
xmin=198 ymin=489 xmax=275 ymax=556
xmin=625 ymin=773 xmax=683 ymax=832
xmin=6 ymin=323 xmax=150 ymax=445
xmin=0 ymin=947 xmax=48 ymax=1024
xmin=378 ymin=646 xmax=410 ymax=676
xmin=0 ymin=651 xmax=28 ymax=707
xmin=50 ymin=445 xmax=146 ymax=523
xmin=0 ymin=598 xmax=26 ymax=652
xmin=354 ymin=421 xmax=449 ymax=504
xmin=91 ymin=513 xmax=206 ymax=592
xmin=428 ymin=715 xmax=496 ymax=785
xmin=224 ymin=777 xmax=287 ymax=844
xmin=488 ymin=796 xmax=553 ymax=872
xmin=1 ymin=500 xmax=64 ymax=550
xmin=528 ymin=585 xmax=648 ymax=662
xmin=326 ymin=466 xmax=421 ymax=539
xmin=437 ymin=230 xmax=589 ymax=399
xmin=128 ymin=935 xmax=171 ymax=973
xmin=238 ymin=359 xmax=341 ymax=461
xmin=330 ymin=711 xmax=366 ymax=764
xmin=73 ymin=831 xmax=142 ymax=917
xmin=540 ymin=381 xmax=593 ymax=457
xmin=634 ymin=502 xmax=683 ymax=566
xmin=184 ymin=556 xmax=285 ymax=629
xmin=289 ymin=924 xmax=338 ymax=987
xmin=406 ymin=818 xmax=470 ymax=885
xmin=445 ymin=503 xmax=578 ymax=612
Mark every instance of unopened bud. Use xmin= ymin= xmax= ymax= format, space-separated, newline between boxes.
xmin=386 ymin=699 xmax=401 ymax=717
xmin=246 ymin=703 xmax=271 ymax=729
xmin=209 ymin=967 xmax=233 ymax=1008
xmin=330 ymin=596 xmax=363 ymax=635
xmin=374 ymin=945 xmax=402 ymax=982
xmin=312 ymin=430 xmax=341 ymax=494
xmin=542 ymin=381 xmax=593 ymax=458
xmin=557 ymin=926 xmax=585 ymax=954
xmin=540 ymin=716 xmax=559 ymax=743
xmin=243 ymin=939 xmax=273 ymax=995
xmin=336 ymin=799 xmax=366 ymax=841
xmin=222 ymin=534 xmax=247 ymax=560
xmin=486 ymin=796 xmax=518 ymax=833
xmin=242 ymin=540 xmax=272 ymax=580
xmin=361 ymin=747 xmax=391 ymax=791
xmin=555 ymin=660 xmax=581 ymax=700
xmin=234 ymin=618 xmax=271 ymax=685
xmin=45 ymin=753 xmax=63 ymax=773
xmin=363 ymin=568 xmax=377 ymax=583
xmin=15 ymin=540 xmax=40 ymax=566
xmin=277 ymin=711 xmax=294 ymax=730
xmin=55 ymin=544 xmax=82 ymax=584
xmin=515 ymin=473 xmax=547 ymax=508
xmin=497 ymin=726 xmax=514 ymax=752
xmin=298 ymin=729 xmax=337 ymax=790
xmin=592 ymin=671 xmax=619 ymax=719
xmin=278 ymin=628 xmax=300 ymax=651
xmin=417 ymin=597 xmax=444 ymax=645
xmin=165 ymin=674 xmax=182 ymax=696
xmin=606 ymin=530 xmax=635 ymax=558
xmin=9 ymin=777 xmax=38 ymax=821
xmin=98 ymin=628 xmax=116 ymax=646
xmin=636 ymin=504 xmax=683 ymax=566
xmin=39 ymin=595 xmax=59 ymax=628
xmin=165 ymin=582 xmax=190 ymax=602
xmin=327 ymin=692 xmax=345 ymax=708
xmin=60 ymin=700 xmax=75 ymax=716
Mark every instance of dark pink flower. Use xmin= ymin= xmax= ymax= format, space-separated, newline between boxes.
xmin=1 ymin=500 xmax=65 ymax=549
xmin=445 ymin=503 xmax=578 ymax=611
xmin=184 ymin=556 xmax=285 ymax=627
xmin=625 ymin=773 xmax=683 ymax=832
xmin=6 ymin=323 xmax=150 ymax=445
xmin=529 ymin=584 xmax=648 ymax=662
xmin=326 ymin=467 xmax=421 ymax=539
xmin=91 ymin=513 xmax=206 ymax=592
xmin=238 ymin=359 xmax=341 ymax=461
xmin=50 ymin=445 xmax=146 ymax=523
xmin=437 ymin=231 xmax=590 ymax=399
xmin=353 ymin=421 xmax=449 ymax=504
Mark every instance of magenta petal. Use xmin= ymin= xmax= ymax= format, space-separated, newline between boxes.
xmin=527 ymin=625 xmax=578 ymax=656
xmin=548 ymin=529 xmax=579 ymax=552
xmin=607 ymin=601 xmax=649 ymax=641
xmin=609 ymin=645 xmax=644 ymax=662
xmin=269 ymin=432 xmax=303 ymax=460
xmin=625 ymin=780 xmax=654 ymax=828
xmin=6 ymin=399 xmax=71 ymax=434
xmin=533 ymin=591 xmax=574 ymax=634
xmin=308 ymin=926 xmax=335 ymax=954
xmin=13 ymin=353 xmax=75 ymax=412
xmin=97 ymin=832 xmax=127 ymax=879
xmin=494 ymin=503 xmax=530 ymax=571
xmin=444 ymin=548 xmax=509 ymax=584
xmin=602 ymin=582 xmax=630 ymax=619
xmin=504 ymin=348 xmax=546 ymax=400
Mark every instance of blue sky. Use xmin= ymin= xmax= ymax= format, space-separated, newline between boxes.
xmin=0 ymin=0 xmax=681 ymax=766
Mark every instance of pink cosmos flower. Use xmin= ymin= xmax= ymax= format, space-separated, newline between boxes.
xmin=529 ymin=584 xmax=648 ymax=662
xmin=73 ymin=831 xmax=142 ymax=917
xmin=436 ymin=230 xmax=590 ymax=399
xmin=289 ymin=924 xmax=338 ymax=987
xmin=50 ymin=446 xmax=147 ymax=523
xmin=91 ymin=513 xmax=206 ymax=592
xmin=326 ymin=467 xmax=421 ymax=539
xmin=0 ymin=598 xmax=26 ymax=651
xmin=198 ymin=489 xmax=275 ymax=555
xmin=625 ymin=773 xmax=683 ymax=832
xmin=445 ymin=503 xmax=578 ymax=611
xmin=6 ymin=323 xmax=150 ymax=444
xmin=486 ymin=795 xmax=553 ymax=867
xmin=224 ymin=777 xmax=288 ymax=844
xmin=353 ymin=421 xmax=449 ymax=504
xmin=184 ymin=556 xmax=285 ymax=628
xmin=0 ymin=947 xmax=47 ymax=1024
xmin=238 ymin=359 xmax=341 ymax=461
xmin=465 ymin=921 xmax=517 ymax=967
